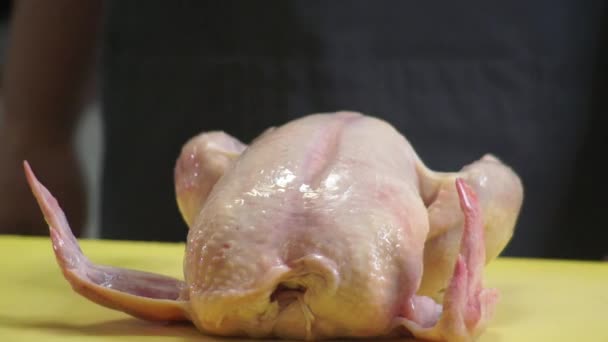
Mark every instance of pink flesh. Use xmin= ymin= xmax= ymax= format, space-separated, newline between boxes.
xmin=455 ymin=178 xmax=486 ymax=329
xmin=24 ymin=161 xmax=185 ymax=301
xmin=397 ymin=178 xmax=499 ymax=341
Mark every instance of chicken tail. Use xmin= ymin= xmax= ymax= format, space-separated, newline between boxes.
xmin=24 ymin=161 xmax=190 ymax=322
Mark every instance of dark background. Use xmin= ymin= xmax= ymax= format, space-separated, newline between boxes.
xmin=2 ymin=1 xmax=607 ymax=260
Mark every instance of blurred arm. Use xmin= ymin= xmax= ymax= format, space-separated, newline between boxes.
xmin=3 ymin=0 xmax=102 ymax=143
xmin=0 ymin=0 xmax=103 ymax=236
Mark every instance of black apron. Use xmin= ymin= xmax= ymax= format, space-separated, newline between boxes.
xmin=99 ymin=1 xmax=608 ymax=259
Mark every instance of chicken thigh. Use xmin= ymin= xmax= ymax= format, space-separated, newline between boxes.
xmin=26 ymin=111 xmax=523 ymax=341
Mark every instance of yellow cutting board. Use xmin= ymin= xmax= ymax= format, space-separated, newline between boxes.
xmin=0 ymin=236 xmax=606 ymax=341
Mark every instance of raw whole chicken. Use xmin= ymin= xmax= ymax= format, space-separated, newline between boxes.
xmin=25 ymin=112 xmax=523 ymax=341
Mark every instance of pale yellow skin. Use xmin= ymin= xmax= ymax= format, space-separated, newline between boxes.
xmin=175 ymin=112 xmax=523 ymax=339
xmin=26 ymin=111 xmax=523 ymax=341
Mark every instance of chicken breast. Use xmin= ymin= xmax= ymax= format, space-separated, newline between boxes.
xmin=25 ymin=111 xmax=523 ymax=341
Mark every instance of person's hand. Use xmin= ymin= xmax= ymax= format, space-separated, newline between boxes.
xmin=0 ymin=126 xmax=86 ymax=236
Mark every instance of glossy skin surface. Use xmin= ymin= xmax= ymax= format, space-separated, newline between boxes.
xmin=181 ymin=113 xmax=428 ymax=338
xmin=26 ymin=112 xmax=523 ymax=341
